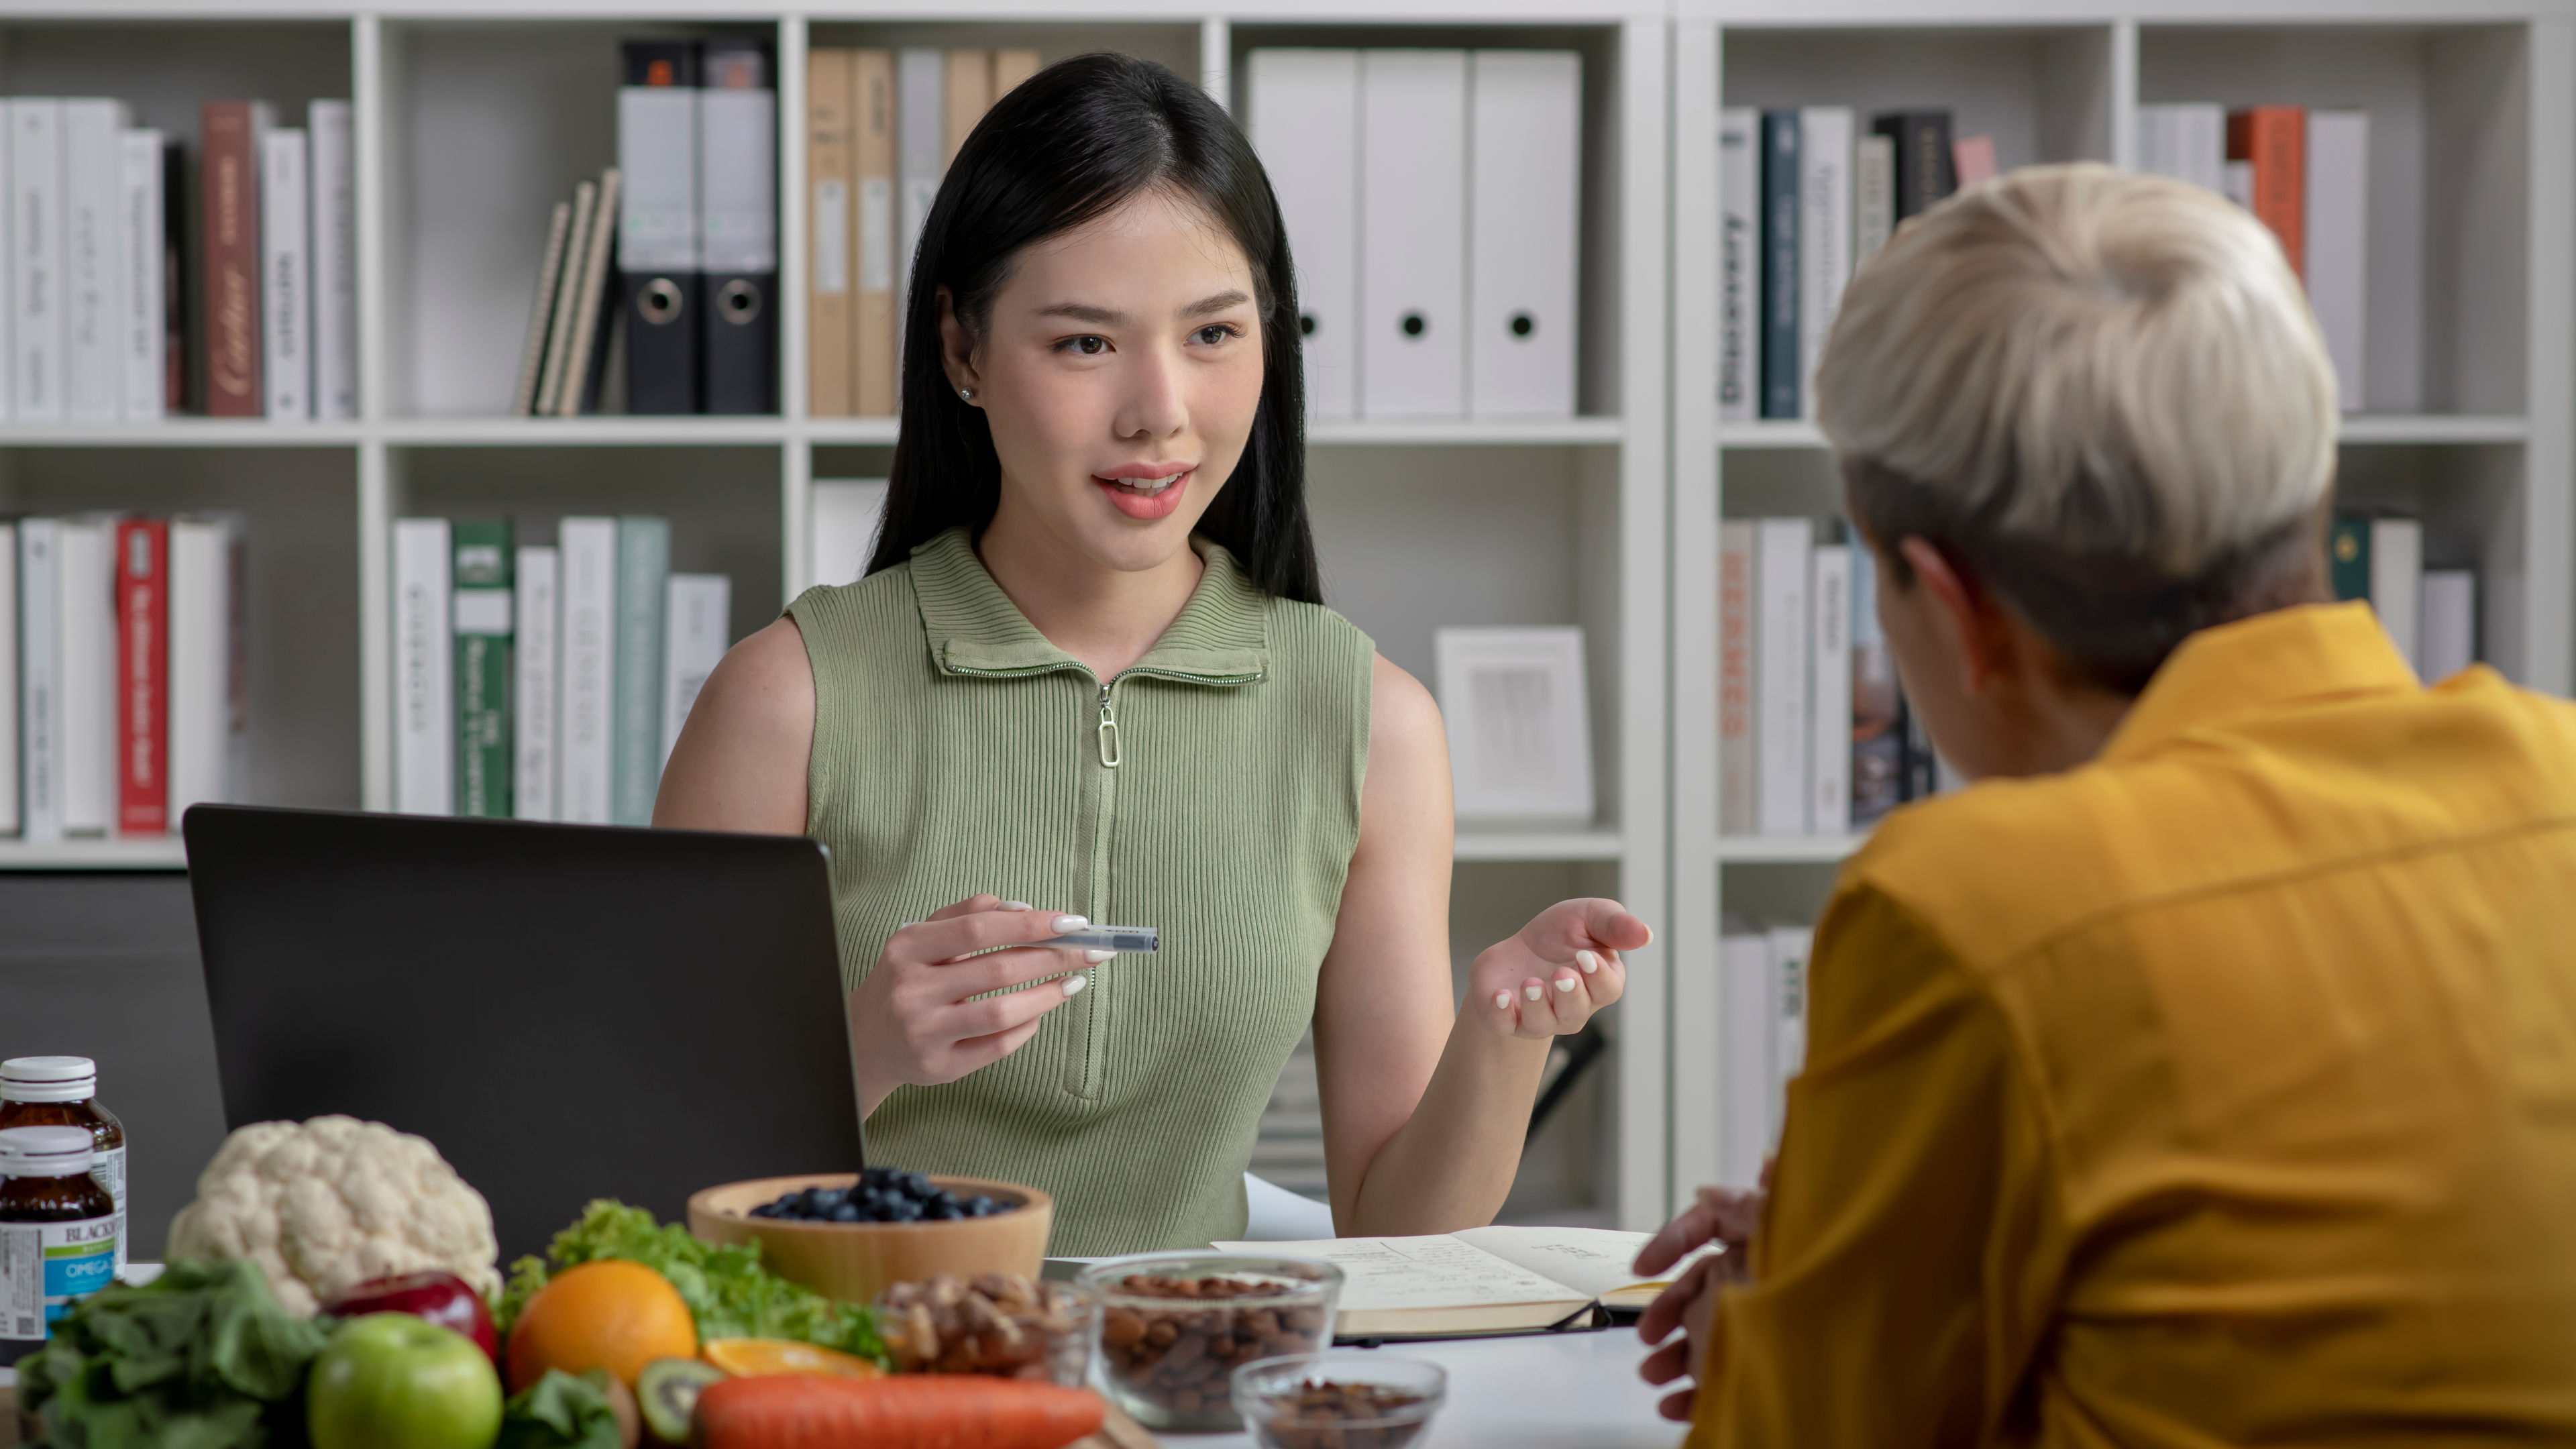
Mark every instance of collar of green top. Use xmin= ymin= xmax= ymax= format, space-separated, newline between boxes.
xmin=909 ymin=525 xmax=1270 ymax=685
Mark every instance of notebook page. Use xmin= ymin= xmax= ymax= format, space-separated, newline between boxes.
xmin=1211 ymin=1236 xmax=1587 ymax=1311
xmin=1454 ymin=1226 xmax=1722 ymax=1299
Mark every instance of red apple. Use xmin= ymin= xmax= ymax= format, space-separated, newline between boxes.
xmin=323 ymin=1271 xmax=498 ymax=1365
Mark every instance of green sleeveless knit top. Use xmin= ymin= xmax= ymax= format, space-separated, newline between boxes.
xmin=785 ymin=527 xmax=1374 ymax=1254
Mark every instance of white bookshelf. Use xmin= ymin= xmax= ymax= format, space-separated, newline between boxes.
xmin=0 ymin=0 xmax=1673 ymax=1231
xmin=1668 ymin=0 xmax=2575 ymax=1217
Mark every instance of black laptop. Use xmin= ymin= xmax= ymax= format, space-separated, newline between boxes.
xmin=182 ymin=805 xmax=865 ymax=1262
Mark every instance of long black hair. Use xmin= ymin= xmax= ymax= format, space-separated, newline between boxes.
xmin=865 ymin=52 xmax=1321 ymax=604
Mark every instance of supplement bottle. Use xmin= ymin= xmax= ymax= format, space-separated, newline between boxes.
xmin=0 ymin=1125 xmax=118 ymax=1367
xmin=0 ymin=1058 xmax=125 ymax=1277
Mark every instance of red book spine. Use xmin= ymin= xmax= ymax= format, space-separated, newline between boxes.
xmin=117 ymin=519 xmax=170 ymax=835
xmin=201 ymin=101 xmax=262 ymax=417
xmin=2227 ymin=106 xmax=2306 ymax=278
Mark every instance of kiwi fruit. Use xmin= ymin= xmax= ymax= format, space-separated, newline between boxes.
xmin=637 ymin=1357 xmax=729 ymax=1446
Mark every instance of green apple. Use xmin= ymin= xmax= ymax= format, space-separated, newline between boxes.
xmin=309 ymin=1311 xmax=505 ymax=1449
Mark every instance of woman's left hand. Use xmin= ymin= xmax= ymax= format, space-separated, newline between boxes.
xmin=1469 ymin=898 xmax=1645 ymax=1036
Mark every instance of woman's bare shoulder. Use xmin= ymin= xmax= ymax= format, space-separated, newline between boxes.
xmin=652 ymin=616 xmax=814 ymax=831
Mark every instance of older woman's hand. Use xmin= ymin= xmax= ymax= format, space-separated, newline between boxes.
xmin=1467 ymin=898 xmax=1644 ymax=1036
xmin=1636 ymin=1179 xmax=1766 ymax=1422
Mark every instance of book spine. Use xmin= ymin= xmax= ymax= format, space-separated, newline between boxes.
xmin=557 ymin=518 xmax=618 ymax=825
xmin=1797 ymin=107 xmax=1851 ymax=421
xmin=1950 ymin=133 xmax=1998 ymax=189
xmin=2420 ymin=570 xmax=2475 ymax=681
xmin=1754 ymin=517 xmax=1812 ymax=836
xmin=114 ymin=519 xmax=168 ymax=835
xmin=0 ymin=120 xmax=14 ymax=422
xmin=1719 ymin=930 xmax=1772 ymax=1185
xmin=309 ymin=101 xmax=357 ymax=420
xmin=164 ymin=516 xmax=240 ymax=822
xmin=1809 ymin=545 xmax=1851 ymax=837
xmin=451 ymin=519 xmax=514 ymax=818
xmin=896 ymin=48 xmax=945 ymax=351
xmin=2328 ymin=511 xmax=2371 ymax=603
xmin=1874 ymin=111 xmax=1954 ymax=221
xmin=513 ymin=545 xmax=559 ymax=821
xmin=57 ymin=519 xmax=113 ymax=837
xmin=392 ymin=517 xmax=454 ymax=816
xmin=11 ymin=101 xmax=66 ymax=422
xmin=533 ymin=180 xmax=596 ymax=417
xmin=63 ymin=101 xmax=127 ymax=423
xmin=1848 ymin=536 xmax=1902 ymax=830
xmin=1758 ymin=111 xmax=1800 ymax=420
xmin=508 ymin=199 xmax=572 ymax=418
xmin=611 ymin=517 xmax=671 ymax=825
xmin=118 ymin=129 xmax=166 ymax=420
xmin=1854 ymin=133 xmax=1894 ymax=266
xmin=260 ymin=128 xmax=309 ymax=419
xmin=1717 ymin=108 xmax=1756 ymax=423
xmin=806 ymin=48 xmax=855 ymax=419
xmin=852 ymin=50 xmax=898 ymax=417
xmin=2369 ymin=517 xmax=2421 ymax=672
xmin=2229 ymin=107 xmax=2304 ymax=277
xmin=660 ymin=573 xmax=731 ymax=765
xmin=161 ymin=140 xmax=186 ymax=411
xmin=20 ymin=521 xmax=62 ymax=842
xmin=1717 ymin=520 xmax=1755 ymax=836
xmin=0 ymin=523 xmax=15 ymax=835
xmin=201 ymin=102 xmax=266 ymax=418
xmin=2304 ymin=109 xmax=2367 ymax=413
xmin=557 ymin=167 xmax=621 ymax=418
xmin=1766 ymin=924 xmax=1813 ymax=1138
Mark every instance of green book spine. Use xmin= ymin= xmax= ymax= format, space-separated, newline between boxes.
xmin=612 ymin=515 xmax=671 ymax=825
xmin=452 ymin=519 xmax=515 ymax=818
xmin=2329 ymin=513 xmax=2372 ymax=603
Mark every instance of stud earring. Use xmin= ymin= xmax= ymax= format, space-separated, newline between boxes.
xmin=957 ymin=386 xmax=976 ymax=401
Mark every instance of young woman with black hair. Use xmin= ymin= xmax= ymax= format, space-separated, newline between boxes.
xmin=656 ymin=53 xmax=1645 ymax=1255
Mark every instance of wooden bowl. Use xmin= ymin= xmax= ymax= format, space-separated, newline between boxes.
xmin=687 ymin=1174 xmax=1053 ymax=1305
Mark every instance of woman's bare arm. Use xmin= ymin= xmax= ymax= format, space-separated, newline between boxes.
xmin=653 ymin=616 xmax=815 ymax=834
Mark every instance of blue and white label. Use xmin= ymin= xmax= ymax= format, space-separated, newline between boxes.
xmin=2 ymin=1215 xmax=117 ymax=1340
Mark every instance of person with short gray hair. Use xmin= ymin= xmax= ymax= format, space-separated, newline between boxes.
xmin=1637 ymin=163 xmax=2576 ymax=1446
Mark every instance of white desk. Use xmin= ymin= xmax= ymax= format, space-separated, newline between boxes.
xmin=1175 ymin=1329 xmax=1683 ymax=1448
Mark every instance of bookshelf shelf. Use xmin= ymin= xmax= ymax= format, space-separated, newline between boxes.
xmin=1717 ymin=415 xmax=2534 ymax=453
xmin=0 ymin=423 xmax=368 ymax=449
xmin=0 ymin=839 xmax=191 ymax=870
xmin=1716 ymin=833 xmax=1865 ymax=864
xmin=377 ymin=418 xmax=792 ymax=447
xmin=1455 ymin=827 xmax=1626 ymax=863
xmin=1307 ymin=417 xmax=1628 ymax=448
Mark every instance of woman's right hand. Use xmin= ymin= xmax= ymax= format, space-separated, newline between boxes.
xmin=849 ymin=894 xmax=1103 ymax=1118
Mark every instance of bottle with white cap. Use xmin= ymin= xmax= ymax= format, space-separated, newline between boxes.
xmin=0 ymin=1057 xmax=126 ymax=1277
xmin=0 ymin=1124 xmax=118 ymax=1365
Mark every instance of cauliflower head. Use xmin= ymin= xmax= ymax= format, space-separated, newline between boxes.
xmin=166 ymin=1115 xmax=501 ymax=1317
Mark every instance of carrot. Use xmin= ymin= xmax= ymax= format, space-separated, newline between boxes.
xmin=690 ymin=1374 xmax=1106 ymax=1449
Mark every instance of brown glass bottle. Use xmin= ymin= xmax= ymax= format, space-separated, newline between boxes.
xmin=0 ymin=1126 xmax=117 ymax=1368
xmin=0 ymin=1058 xmax=125 ymax=1278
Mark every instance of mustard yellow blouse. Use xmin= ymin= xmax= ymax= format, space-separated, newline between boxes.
xmin=1693 ymin=603 xmax=2576 ymax=1448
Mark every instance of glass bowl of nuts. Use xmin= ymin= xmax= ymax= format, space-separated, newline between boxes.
xmin=1076 ymin=1252 xmax=1344 ymax=1432
xmin=1232 ymin=1352 xmax=1448 ymax=1449
xmin=873 ymin=1272 xmax=1098 ymax=1385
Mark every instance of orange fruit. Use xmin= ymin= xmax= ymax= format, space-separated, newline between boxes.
xmin=702 ymin=1338 xmax=884 ymax=1380
xmin=506 ymin=1260 xmax=698 ymax=1391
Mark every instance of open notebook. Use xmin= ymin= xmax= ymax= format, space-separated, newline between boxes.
xmin=1211 ymin=1226 xmax=1721 ymax=1339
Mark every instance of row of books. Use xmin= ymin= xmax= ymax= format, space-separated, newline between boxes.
xmin=1717 ymin=107 xmax=1993 ymax=422
xmin=2329 ymin=513 xmax=2477 ymax=682
xmin=2137 ymin=104 xmax=2369 ymax=412
xmin=1719 ymin=518 xmax=1950 ymax=841
xmin=802 ymin=47 xmax=1040 ymax=419
xmin=511 ymin=41 xmax=781 ymax=418
xmin=0 ymin=97 xmax=354 ymax=423
xmin=1719 ymin=919 xmax=1811 ymax=1185
xmin=1249 ymin=49 xmax=1582 ymax=421
xmin=3 ymin=516 xmax=244 ymax=841
xmin=393 ymin=517 xmax=733 ymax=824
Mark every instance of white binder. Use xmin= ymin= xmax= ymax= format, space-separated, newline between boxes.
xmin=1248 ymin=49 xmax=1359 ymax=423
xmin=1358 ymin=50 xmax=1467 ymax=419
xmin=1467 ymin=50 xmax=1578 ymax=419
xmin=1796 ymin=107 xmax=1852 ymax=421
xmin=896 ymin=48 xmax=945 ymax=343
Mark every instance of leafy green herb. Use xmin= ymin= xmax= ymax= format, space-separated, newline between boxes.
xmin=496 ymin=1199 xmax=883 ymax=1364
xmin=492 ymin=1370 xmax=623 ymax=1449
xmin=17 ymin=1258 xmax=331 ymax=1449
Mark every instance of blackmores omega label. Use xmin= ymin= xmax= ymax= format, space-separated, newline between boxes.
xmin=1 ymin=1214 xmax=117 ymax=1340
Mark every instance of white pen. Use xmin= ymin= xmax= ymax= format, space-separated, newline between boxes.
xmin=1042 ymin=926 xmax=1160 ymax=954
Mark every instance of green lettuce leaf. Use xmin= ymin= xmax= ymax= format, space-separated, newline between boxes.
xmin=493 ymin=1371 xmax=625 ymax=1449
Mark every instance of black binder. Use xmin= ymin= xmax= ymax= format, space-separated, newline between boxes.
xmin=700 ymin=40 xmax=777 ymax=415
xmin=619 ymin=40 xmax=702 ymax=415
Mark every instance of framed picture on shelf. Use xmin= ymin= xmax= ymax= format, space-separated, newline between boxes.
xmin=1435 ymin=625 xmax=1594 ymax=824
